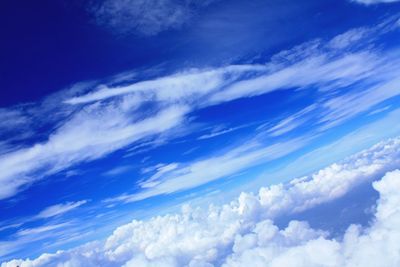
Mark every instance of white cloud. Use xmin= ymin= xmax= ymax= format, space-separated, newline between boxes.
xmin=3 ymin=137 xmax=400 ymax=267
xmin=109 ymin=136 xmax=312 ymax=203
xmin=318 ymin=74 xmax=400 ymax=130
xmin=367 ymin=105 xmax=391 ymax=116
xmin=0 ymin=201 xmax=88 ymax=257
xmin=109 ymin=105 xmax=400 ymax=203
xmin=16 ymin=223 xmax=70 ymax=237
xmin=353 ymin=0 xmax=400 ymax=5
xmin=224 ymin=170 xmax=400 ymax=267
xmin=0 ymin=222 xmax=74 ymax=259
xmin=103 ymin=165 xmax=133 ymax=176
xmin=35 ymin=201 xmax=88 ymax=219
xmin=0 ymin=200 xmax=87 ymax=242
xmin=1 ymin=18 xmax=400 ymax=201
xmin=209 ymin=51 xmax=379 ymax=104
xmin=264 ymin=105 xmax=316 ymax=137
xmin=0 ymin=105 xmax=187 ymax=199
xmin=197 ymin=124 xmax=249 ymax=140
xmin=64 ymin=65 xmax=266 ymax=105
xmin=256 ymin=108 xmax=400 ymax=188
xmin=90 ymin=0 xmax=217 ymax=36
xmin=66 ymin=50 xmax=384 ymax=109
xmin=328 ymin=28 xmax=370 ymax=49
xmin=66 ymin=18 xmax=400 ymax=135
xmin=0 ymin=109 xmax=30 ymax=135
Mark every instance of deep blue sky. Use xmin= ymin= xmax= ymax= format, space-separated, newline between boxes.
xmin=0 ymin=0 xmax=393 ymax=105
xmin=1 ymin=0 xmax=400 ymax=262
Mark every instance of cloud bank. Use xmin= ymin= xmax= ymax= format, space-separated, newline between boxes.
xmin=3 ymin=137 xmax=400 ymax=266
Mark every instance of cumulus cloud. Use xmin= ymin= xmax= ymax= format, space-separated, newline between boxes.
xmin=225 ymin=170 xmax=400 ymax=267
xmin=3 ymin=137 xmax=400 ymax=267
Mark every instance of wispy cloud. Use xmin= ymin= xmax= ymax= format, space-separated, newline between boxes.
xmin=0 ymin=200 xmax=88 ymax=241
xmin=264 ymin=105 xmax=316 ymax=137
xmin=317 ymin=74 xmax=400 ymax=130
xmin=16 ymin=223 xmax=70 ymax=237
xmin=367 ymin=105 xmax=391 ymax=116
xmin=0 ymin=105 xmax=187 ymax=199
xmin=197 ymin=124 xmax=251 ymax=140
xmin=353 ymin=0 xmax=400 ymax=5
xmin=103 ymin=165 xmax=134 ymax=176
xmin=35 ymin=201 xmax=88 ymax=219
xmin=107 ymin=136 xmax=314 ymax=203
xmin=64 ymin=65 xmax=267 ymax=105
xmin=90 ymin=0 xmax=217 ymax=36
xmin=0 ymin=222 xmax=72 ymax=258
xmin=0 ymin=17 xmax=399 ymax=201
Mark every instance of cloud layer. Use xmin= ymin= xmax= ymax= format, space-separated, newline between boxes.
xmin=3 ymin=136 xmax=400 ymax=266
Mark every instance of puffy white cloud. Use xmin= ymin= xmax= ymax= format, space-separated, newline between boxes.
xmin=225 ymin=170 xmax=400 ymax=267
xmin=3 ymin=137 xmax=400 ymax=267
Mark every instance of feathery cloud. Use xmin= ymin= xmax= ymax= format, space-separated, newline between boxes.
xmin=35 ymin=201 xmax=88 ymax=219
xmin=353 ymin=0 xmax=400 ymax=5
xmin=1 ymin=18 xmax=399 ymax=200
xmin=90 ymin=0 xmax=216 ymax=36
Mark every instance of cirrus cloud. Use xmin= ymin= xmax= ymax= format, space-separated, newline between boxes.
xmin=353 ymin=0 xmax=400 ymax=5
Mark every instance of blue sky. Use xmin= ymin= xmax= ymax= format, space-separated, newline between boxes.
xmin=1 ymin=0 xmax=400 ymax=265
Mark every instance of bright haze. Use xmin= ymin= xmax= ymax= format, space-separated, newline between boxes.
xmin=1 ymin=0 xmax=400 ymax=266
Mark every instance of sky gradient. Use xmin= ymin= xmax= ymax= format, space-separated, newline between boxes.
xmin=1 ymin=0 xmax=400 ymax=266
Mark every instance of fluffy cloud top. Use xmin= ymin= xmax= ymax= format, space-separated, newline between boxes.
xmin=3 ymin=137 xmax=400 ymax=267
